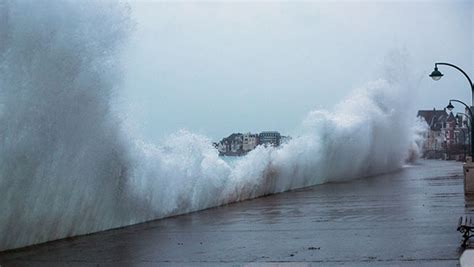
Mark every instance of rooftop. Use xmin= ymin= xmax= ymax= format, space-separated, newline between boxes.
xmin=417 ymin=109 xmax=448 ymax=131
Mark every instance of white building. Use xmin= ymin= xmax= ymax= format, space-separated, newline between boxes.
xmin=242 ymin=133 xmax=258 ymax=151
xmin=230 ymin=134 xmax=243 ymax=153
xmin=216 ymin=142 xmax=227 ymax=154
xmin=258 ymin=131 xmax=281 ymax=146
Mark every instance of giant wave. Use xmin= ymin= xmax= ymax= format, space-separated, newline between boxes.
xmin=0 ymin=0 xmax=419 ymax=251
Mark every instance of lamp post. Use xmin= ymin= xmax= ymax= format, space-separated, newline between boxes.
xmin=446 ymin=99 xmax=474 ymax=157
xmin=432 ymin=62 xmax=474 ymax=194
xmin=430 ymin=62 xmax=474 ymax=158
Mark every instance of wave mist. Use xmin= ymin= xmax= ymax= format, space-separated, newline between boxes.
xmin=0 ymin=0 xmax=136 ymax=250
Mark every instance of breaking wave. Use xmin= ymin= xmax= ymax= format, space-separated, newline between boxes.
xmin=0 ymin=1 xmax=419 ymax=251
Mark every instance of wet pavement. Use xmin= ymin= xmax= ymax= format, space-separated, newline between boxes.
xmin=0 ymin=159 xmax=472 ymax=266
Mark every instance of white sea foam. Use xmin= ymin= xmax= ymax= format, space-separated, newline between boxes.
xmin=0 ymin=0 xmax=421 ymax=251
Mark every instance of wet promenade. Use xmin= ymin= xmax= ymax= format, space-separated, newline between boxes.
xmin=0 ymin=159 xmax=472 ymax=266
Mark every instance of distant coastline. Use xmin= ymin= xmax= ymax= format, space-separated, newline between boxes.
xmin=213 ymin=131 xmax=291 ymax=157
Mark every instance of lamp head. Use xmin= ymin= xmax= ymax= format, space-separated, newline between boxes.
xmin=430 ymin=66 xmax=443 ymax=81
xmin=446 ymin=101 xmax=454 ymax=111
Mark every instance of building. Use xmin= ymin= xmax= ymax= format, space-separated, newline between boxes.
xmin=454 ymin=118 xmax=469 ymax=149
xmin=258 ymin=131 xmax=281 ymax=146
xmin=242 ymin=133 xmax=258 ymax=152
xmin=417 ymin=108 xmax=449 ymax=158
xmin=216 ymin=131 xmax=288 ymax=156
xmin=417 ymin=108 xmax=467 ymax=160
xmin=456 ymin=108 xmax=472 ymax=147
xmin=227 ymin=133 xmax=243 ymax=153
xmin=214 ymin=142 xmax=227 ymax=154
xmin=445 ymin=112 xmax=456 ymax=147
xmin=216 ymin=133 xmax=244 ymax=156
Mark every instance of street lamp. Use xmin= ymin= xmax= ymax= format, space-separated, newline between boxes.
xmin=446 ymin=99 xmax=474 ymax=157
xmin=429 ymin=66 xmax=443 ymax=81
xmin=430 ymin=62 xmax=474 ymax=194
xmin=430 ymin=62 xmax=474 ymax=104
xmin=448 ymin=101 xmax=474 ymax=195
xmin=431 ymin=62 xmax=474 ymax=155
xmin=446 ymin=101 xmax=455 ymax=111
xmin=429 ymin=62 xmax=474 ymax=194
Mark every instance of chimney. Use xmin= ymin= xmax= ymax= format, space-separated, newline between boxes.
xmin=433 ymin=107 xmax=436 ymax=111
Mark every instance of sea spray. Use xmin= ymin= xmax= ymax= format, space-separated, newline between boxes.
xmin=0 ymin=1 xmax=420 ymax=251
xmin=127 ymin=51 xmax=420 ymax=220
xmin=0 ymin=0 xmax=134 ymax=250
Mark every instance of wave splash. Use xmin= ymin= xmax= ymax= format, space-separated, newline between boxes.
xmin=129 ymin=75 xmax=418 ymax=218
xmin=0 ymin=1 xmax=419 ymax=251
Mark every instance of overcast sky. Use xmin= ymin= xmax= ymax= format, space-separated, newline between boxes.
xmin=119 ymin=0 xmax=473 ymax=142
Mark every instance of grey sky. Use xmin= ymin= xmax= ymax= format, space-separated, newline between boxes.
xmin=119 ymin=0 xmax=473 ymax=142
